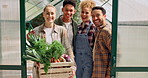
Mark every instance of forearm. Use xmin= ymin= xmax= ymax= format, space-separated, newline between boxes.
xmin=66 ymin=48 xmax=75 ymax=62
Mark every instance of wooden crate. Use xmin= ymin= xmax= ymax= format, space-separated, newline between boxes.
xmin=38 ymin=62 xmax=74 ymax=78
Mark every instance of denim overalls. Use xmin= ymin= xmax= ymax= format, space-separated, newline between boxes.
xmin=75 ymin=22 xmax=93 ymax=78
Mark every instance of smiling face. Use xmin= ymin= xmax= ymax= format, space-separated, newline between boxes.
xmin=43 ymin=6 xmax=56 ymax=23
xmin=62 ymin=4 xmax=76 ymax=22
xmin=81 ymin=8 xmax=91 ymax=23
xmin=91 ymin=9 xmax=106 ymax=27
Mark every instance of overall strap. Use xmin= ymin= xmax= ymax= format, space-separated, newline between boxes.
xmin=85 ymin=21 xmax=93 ymax=35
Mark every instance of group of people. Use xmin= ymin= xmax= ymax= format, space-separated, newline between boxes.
xmin=30 ymin=0 xmax=112 ymax=78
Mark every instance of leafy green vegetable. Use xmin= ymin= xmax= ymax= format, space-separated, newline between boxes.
xmin=23 ymin=33 xmax=66 ymax=74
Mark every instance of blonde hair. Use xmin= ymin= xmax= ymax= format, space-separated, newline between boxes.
xmin=79 ymin=0 xmax=96 ymax=10
xmin=43 ymin=4 xmax=56 ymax=12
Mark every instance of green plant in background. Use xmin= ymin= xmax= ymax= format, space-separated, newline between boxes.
xmin=73 ymin=0 xmax=81 ymax=24
xmin=30 ymin=14 xmax=44 ymax=28
xmin=26 ymin=14 xmax=44 ymax=29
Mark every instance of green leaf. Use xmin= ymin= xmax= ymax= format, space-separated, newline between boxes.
xmin=23 ymin=55 xmax=40 ymax=63
xmin=24 ymin=34 xmax=66 ymax=73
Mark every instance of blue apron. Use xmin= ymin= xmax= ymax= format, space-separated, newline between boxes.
xmin=75 ymin=22 xmax=93 ymax=78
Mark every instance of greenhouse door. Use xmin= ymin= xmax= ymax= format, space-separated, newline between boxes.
xmin=111 ymin=0 xmax=148 ymax=78
xmin=0 ymin=0 xmax=26 ymax=78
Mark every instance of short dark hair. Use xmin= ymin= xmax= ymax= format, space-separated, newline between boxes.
xmin=92 ymin=6 xmax=106 ymax=15
xmin=63 ymin=0 xmax=76 ymax=8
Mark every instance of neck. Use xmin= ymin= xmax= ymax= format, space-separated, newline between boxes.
xmin=97 ymin=23 xmax=106 ymax=30
xmin=62 ymin=16 xmax=71 ymax=23
xmin=82 ymin=21 xmax=90 ymax=28
xmin=44 ymin=22 xmax=54 ymax=28
xmin=83 ymin=20 xmax=90 ymax=24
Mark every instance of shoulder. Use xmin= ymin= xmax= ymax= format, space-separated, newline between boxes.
xmin=33 ymin=24 xmax=43 ymax=31
xmin=106 ymin=21 xmax=112 ymax=30
xmin=55 ymin=24 xmax=66 ymax=29
xmin=101 ymin=26 xmax=112 ymax=35
xmin=33 ymin=26 xmax=40 ymax=30
xmin=54 ymin=15 xmax=63 ymax=25
xmin=54 ymin=24 xmax=67 ymax=32
xmin=71 ymin=19 xmax=78 ymax=26
xmin=27 ymin=24 xmax=43 ymax=39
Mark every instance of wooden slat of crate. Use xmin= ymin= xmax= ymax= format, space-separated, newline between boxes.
xmin=40 ymin=73 xmax=71 ymax=78
xmin=40 ymin=68 xmax=72 ymax=74
xmin=27 ymin=60 xmax=34 ymax=70
xmin=38 ymin=62 xmax=74 ymax=78
xmin=40 ymin=62 xmax=74 ymax=68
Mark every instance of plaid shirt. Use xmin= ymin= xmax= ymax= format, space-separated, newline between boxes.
xmin=77 ymin=21 xmax=96 ymax=48
xmin=92 ymin=24 xmax=112 ymax=78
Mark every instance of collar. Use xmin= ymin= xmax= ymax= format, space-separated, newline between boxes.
xmin=59 ymin=15 xmax=75 ymax=25
xmin=79 ymin=20 xmax=91 ymax=28
xmin=96 ymin=24 xmax=106 ymax=31
xmin=38 ymin=23 xmax=58 ymax=33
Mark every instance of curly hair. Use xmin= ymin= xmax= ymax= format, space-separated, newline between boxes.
xmin=79 ymin=0 xmax=96 ymax=10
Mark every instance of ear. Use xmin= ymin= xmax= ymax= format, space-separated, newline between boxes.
xmin=62 ymin=8 xmax=64 ymax=12
xmin=42 ymin=12 xmax=44 ymax=18
xmin=74 ymin=9 xmax=76 ymax=13
xmin=104 ymin=14 xmax=106 ymax=18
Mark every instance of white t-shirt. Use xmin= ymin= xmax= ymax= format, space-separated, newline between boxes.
xmin=63 ymin=22 xmax=73 ymax=48
xmin=43 ymin=27 xmax=53 ymax=44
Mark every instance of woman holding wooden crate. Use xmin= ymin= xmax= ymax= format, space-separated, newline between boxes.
xmin=27 ymin=4 xmax=75 ymax=78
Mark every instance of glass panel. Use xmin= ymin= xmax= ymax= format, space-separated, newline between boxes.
xmin=0 ymin=70 xmax=21 ymax=78
xmin=117 ymin=0 xmax=148 ymax=67
xmin=101 ymin=0 xmax=112 ymax=21
xmin=116 ymin=72 xmax=148 ymax=78
xmin=83 ymin=0 xmax=112 ymax=21
xmin=25 ymin=1 xmax=43 ymax=21
xmin=118 ymin=0 xmax=148 ymax=21
xmin=0 ymin=0 xmax=21 ymax=65
xmin=25 ymin=0 xmax=62 ymax=21
xmin=117 ymin=26 xmax=148 ymax=67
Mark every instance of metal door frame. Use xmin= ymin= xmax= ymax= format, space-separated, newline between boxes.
xmin=111 ymin=0 xmax=148 ymax=78
xmin=0 ymin=0 xmax=26 ymax=78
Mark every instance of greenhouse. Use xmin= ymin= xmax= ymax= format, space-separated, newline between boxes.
xmin=0 ymin=0 xmax=148 ymax=78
